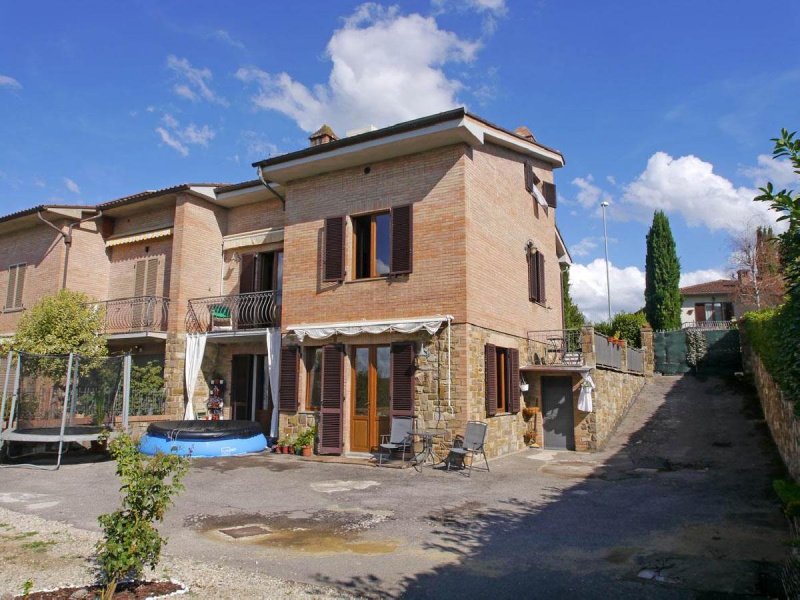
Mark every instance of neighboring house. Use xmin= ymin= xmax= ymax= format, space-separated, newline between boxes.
xmin=1 ymin=107 xmax=584 ymax=457
xmin=680 ymin=279 xmax=738 ymax=327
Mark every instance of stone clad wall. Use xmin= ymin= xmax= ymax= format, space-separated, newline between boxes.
xmin=741 ymin=330 xmax=800 ymax=481
xmin=587 ymin=366 xmax=646 ymax=450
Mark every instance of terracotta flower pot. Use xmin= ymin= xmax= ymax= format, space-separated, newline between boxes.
xmin=301 ymin=446 xmax=312 ymax=457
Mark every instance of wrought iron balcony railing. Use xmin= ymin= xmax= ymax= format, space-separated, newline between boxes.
xmin=526 ymin=329 xmax=584 ymax=366
xmin=92 ymin=296 xmax=170 ymax=335
xmin=187 ymin=290 xmax=281 ymax=333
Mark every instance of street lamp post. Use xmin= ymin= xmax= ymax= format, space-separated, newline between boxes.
xmin=601 ymin=201 xmax=611 ymax=321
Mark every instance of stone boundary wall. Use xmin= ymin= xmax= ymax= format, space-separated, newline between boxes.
xmin=741 ymin=331 xmax=800 ymax=481
xmin=589 ymin=366 xmax=646 ymax=450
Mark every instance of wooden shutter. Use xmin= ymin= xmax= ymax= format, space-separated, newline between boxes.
xmin=527 ymin=249 xmax=539 ymax=303
xmin=133 ymin=260 xmax=146 ymax=297
xmin=145 ymin=257 xmax=159 ymax=296
xmin=543 ymin=182 xmax=557 ymax=209
xmin=13 ymin=264 xmax=25 ymax=308
xmin=694 ymin=303 xmax=706 ymax=323
xmin=390 ymin=343 xmax=415 ymax=418
xmin=239 ymin=254 xmax=256 ymax=294
xmin=5 ymin=266 xmax=17 ymax=309
xmin=524 ymin=162 xmax=533 ymax=192
xmin=485 ymin=344 xmax=498 ymax=417
xmin=537 ymin=252 xmax=546 ymax=304
xmin=278 ymin=346 xmax=299 ymax=412
xmin=319 ymin=344 xmax=344 ymax=454
xmin=508 ymin=348 xmax=520 ymax=414
xmin=390 ymin=204 xmax=413 ymax=275
xmin=323 ymin=217 xmax=345 ymax=282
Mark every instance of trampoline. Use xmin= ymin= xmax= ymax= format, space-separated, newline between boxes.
xmin=139 ymin=420 xmax=267 ymax=457
xmin=0 ymin=351 xmax=132 ymax=469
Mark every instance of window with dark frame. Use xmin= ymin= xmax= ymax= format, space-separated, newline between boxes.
xmin=496 ymin=347 xmax=507 ymax=413
xmin=352 ymin=212 xmax=391 ymax=279
xmin=485 ymin=344 xmax=520 ymax=417
xmin=528 ymin=246 xmax=546 ymax=304
xmin=305 ymin=346 xmax=323 ymax=411
xmin=5 ymin=263 xmax=26 ymax=310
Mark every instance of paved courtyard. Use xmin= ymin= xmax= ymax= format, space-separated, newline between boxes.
xmin=0 ymin=375 xmax=791 ymax=598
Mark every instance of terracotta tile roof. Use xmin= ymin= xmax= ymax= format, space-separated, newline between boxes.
xmin=680 ymin=279 xmax=737 ymax=296
xmin=97 ymin=183 xmax=226 ymax=209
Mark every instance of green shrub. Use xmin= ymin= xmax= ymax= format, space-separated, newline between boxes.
xmin=594 ymin=311 xmax=649 ymax=348
xmin=774 ymin=479 xmax=800 ymax=517
xmin=95 ymin=434 xmax=188 ymax=599
xmin=743 ymin=301 xmax=800 ymax=414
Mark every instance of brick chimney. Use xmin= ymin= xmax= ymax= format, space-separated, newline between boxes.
xmin=737 ymin=269 xmax=752 ymax=285
xmin=514 ymin=126 xmax=537 ymax=142
xmin=309 ymin=124 xmax=339 ymax=147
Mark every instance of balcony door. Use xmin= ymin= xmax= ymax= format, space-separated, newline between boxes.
xmin=132 ymin=257 xmax=158 ymax=330
xmin=350 ymin=346 xmax=391 ymax=452
xmin=231 ymin=354 xmax=271 ymax=429
xmin=239 ymin=251 xmax=283 ymax=328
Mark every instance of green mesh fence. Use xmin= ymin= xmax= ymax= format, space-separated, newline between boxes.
xmin=654 ymin=328 xmax=742 ymax=375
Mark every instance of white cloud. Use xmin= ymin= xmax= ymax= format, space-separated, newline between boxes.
xmin=155 ymin=113 xmax=215 ymax=156
xmin=432 ymin=0 xmax=507 ymax=33
xmin=211 ymin=29 xmax=245 ymax=50
xmin=236 ymin=3 xmax=480 ymax=133
xmin=571 ymin=174 xmax=612 ymax=210
xmin=620 ymin=152 xmax=777 ymax=234
xmin=606 ymin=175 xmax=617 ymax=186
xmin=740 ymin=155 xmax=799 ymax=189
xmin=181 ymin=124 xmax=215 ymax=146
xmin=63 ymin=177 xmax=80 ymax=194
xmin=241 ymin=131 xmax=278 ymax=160
xmin=570 ymin=236 xmax=600 ymax=258
xmin=155 ymin=127 xmax=188 ymax=157
xmin=569 ymin=259 xmax=729 ymax=322
xmin=569 ymin=259 xmax=645 ymax=322
xmin=679 ymin=268 xmax=729 ymax=287
xmin=166 ymin=55 xmax=228 ymax=106
xmin=0 ymin=75 xmax=21 ymax=90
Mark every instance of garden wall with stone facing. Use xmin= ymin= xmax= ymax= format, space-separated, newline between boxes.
xmin=741 ymin=332 xmax=800 ymax=482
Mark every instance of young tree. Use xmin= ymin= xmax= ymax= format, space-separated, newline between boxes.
xmin=644 ymin=210 xmax=682 ymax=330
xmin=11 ymin=289 xmax=107 ymax=358
xmin=561 ymin=267 xmax=586 ymax=329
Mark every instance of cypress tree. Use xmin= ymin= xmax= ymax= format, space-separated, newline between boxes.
xmin=644 ymin=210 xmax=682 ymax=330
xmin=561 ymin=267 xmax=586 ymax=329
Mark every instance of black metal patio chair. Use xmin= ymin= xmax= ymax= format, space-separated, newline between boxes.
xmin=378 ymin=417 xmax=414 ymax=466
xmin=447 ymin=421 xmax=489 ymax=477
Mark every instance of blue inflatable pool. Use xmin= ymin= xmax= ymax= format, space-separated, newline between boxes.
xmin=139 ymin=420 xmax=267 ymax=457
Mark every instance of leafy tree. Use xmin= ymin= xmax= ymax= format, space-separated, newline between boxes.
xmin=11 ymin=289 xmax=107 ymax=358
xmin=96 ymin=434 xmax=188 ymax=599
xmin=644 ymin=211 xmax=682 ymax=330
xmin=593 ymin=311 xmax=649 ymax=348
xmin=561 ymin=267 xmax=586 ymax=329
xmin=755 ymin=128 xmax=800 ymax=294
xmin=729 ymin=225 xmax=784 ymax=310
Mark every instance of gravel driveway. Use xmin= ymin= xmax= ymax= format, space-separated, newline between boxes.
xmin=0 ymin=375 xmax=791 ymax=598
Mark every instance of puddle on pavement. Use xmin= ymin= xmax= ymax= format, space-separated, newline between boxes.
xmin=189 ymin=454 xmax=303 ymax=473
xmin=188 ymin=509 xmax=398 ymax=555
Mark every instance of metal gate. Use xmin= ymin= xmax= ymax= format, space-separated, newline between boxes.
xmin=654 ymin=328 xmax=742 ymax=375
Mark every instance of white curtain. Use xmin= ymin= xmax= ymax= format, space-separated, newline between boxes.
xmin=183 ymin=333 xmax=207 ymax=420
xmin=265 ymin=327 xmax=281 ymax=438
xmin=291 ymin=316 xmax=446 ymax=342
xmin=578 ymin=373 xmax=595 ymax=413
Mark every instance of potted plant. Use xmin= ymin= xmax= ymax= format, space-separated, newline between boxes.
xmin=295 ymin=427 xmax=315 ymax=457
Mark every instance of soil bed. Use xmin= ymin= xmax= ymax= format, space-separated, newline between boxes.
xmin=18 ymin=580 xmax=183 ymax=599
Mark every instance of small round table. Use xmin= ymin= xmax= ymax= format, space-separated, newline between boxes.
xmin=412 ymin=430 xmax=448 ymax=470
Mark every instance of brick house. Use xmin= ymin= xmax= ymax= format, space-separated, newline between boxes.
xmin=1 ymin=108 xmax=593 ymax=457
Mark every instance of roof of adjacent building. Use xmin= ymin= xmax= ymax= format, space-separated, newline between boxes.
xmin=680 ymin=279 xmax=737 ymax=296
xmin=252 ymin=107 xmax=564 ymax=169
xmin=0 ymin=204 xmax=97 ymax=226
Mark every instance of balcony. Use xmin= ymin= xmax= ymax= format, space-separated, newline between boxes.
xmin=93 ymin=296 xmax=170 ymax=339
xmin=526 ymin=329 xmax=584 ymax=367
xmin=187 ymin=290 xmax=281 ymax=336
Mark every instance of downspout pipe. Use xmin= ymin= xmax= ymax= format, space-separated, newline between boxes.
xmin=256 ymin=166 xmax=286 ymax=210
xmin=37 ymin=209 xmax=103 ymax=289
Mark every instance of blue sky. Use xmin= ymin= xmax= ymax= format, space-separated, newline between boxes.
xmin=1 ymin=0 xmax=798 ymax=319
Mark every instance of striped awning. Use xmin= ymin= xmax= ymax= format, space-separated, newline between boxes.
xmin=222 ymin=227 xmax=284 ymax=251
xmin=105 ymin=227 xmax=173 ymax=248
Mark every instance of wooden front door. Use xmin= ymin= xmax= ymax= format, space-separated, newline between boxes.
xmin=350 ymin=346 xmax=391 ymax=452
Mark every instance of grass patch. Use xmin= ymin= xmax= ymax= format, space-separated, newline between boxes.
xmin=21 ymin=539 xmax=56 ymax=552
xmin=5 ymin=531 xmax=38 ymax=540
xmin=774 ymin=479 xmax=800 ymax=517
